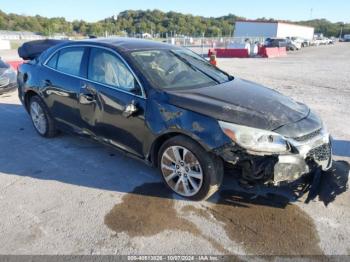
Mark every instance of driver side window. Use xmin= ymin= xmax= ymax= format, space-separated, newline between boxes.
xmin=88 ymin=48 xmax=141 ymax=95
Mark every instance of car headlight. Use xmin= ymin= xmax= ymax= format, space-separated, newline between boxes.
xmin=1 ymin=68 xmax=16 ymax=82
xmin=218 ymin=121 xmax=289 ymax=153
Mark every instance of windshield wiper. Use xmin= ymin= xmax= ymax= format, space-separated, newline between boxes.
xmin=170 ymin=51 xmax=220 ymax=84
xmin=182 ymin=53 xmax=234 ymax=82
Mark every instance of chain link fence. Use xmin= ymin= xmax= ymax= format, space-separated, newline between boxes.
xmin=164 ymin=36 xmax=266 ymax=56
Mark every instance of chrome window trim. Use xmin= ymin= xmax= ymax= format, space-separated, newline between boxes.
xmin=43 ymin=44 xmax=146 ymax=99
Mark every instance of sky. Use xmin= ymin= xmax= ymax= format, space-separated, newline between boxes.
xmin=0 ymin=0 xmax=349 ymax=23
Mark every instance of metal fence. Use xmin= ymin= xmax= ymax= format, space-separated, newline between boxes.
xmin=164 ymin=36 xmax=266 ymax=56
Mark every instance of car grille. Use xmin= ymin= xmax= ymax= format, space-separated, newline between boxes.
xmin=293 ymin=129 xmax=322 ymax=142
xmin=307 ymin=143 xmax=331 ymax=162
xmin=0 ymin=77 xmax=10 ymax=88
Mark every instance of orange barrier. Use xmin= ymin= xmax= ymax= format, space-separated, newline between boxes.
xmin=209 ymin=53 xmax=217 ymax=66
xmin=209 ymin=48 xmax=249 ymax=58
xmin=6 ymin=60 xmax=24 ymax=70
xmin=258 ymin=47 xmax=287 ymax=58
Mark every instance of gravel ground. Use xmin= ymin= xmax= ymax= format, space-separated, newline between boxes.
xmin=0 ymin=43 xmax=349 ymax=256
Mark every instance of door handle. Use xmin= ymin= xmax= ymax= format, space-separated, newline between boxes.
xmin=81 ymin=84 xmax=96 ymax=94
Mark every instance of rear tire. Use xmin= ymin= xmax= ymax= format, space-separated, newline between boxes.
xmin=29 ymin=96 xmax=57 ymax=138
xmin=158 ymin=135 xmax=223 ymax=201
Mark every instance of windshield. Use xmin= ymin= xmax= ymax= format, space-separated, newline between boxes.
xmin=130 ymin=49 xmax=233 ymax=90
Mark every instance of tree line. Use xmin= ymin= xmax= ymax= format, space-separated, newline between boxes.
xmin=0 ymin=9 xmax=349 ymax=38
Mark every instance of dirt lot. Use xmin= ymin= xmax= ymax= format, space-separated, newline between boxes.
xmin=0 ymin=43 xmax=349 ymax=256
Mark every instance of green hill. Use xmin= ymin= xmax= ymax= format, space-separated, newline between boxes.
xmin=0 ymin=9 xmax=348 ymax=37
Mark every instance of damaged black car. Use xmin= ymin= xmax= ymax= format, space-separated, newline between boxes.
xmin=0 ymin=58 xmax=17 ymax=95
xmin=17 ymin=38 xmax=332 ymax=200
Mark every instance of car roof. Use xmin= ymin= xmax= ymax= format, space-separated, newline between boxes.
xmin=39 ymin=37 xmax=183 ymax=64
xmin=69 ymin=38 xmax=180 ymax=52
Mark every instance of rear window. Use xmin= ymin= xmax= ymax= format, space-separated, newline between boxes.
xmin=47 ymin=47 xmax=85 ymax=77
xmin=46 ymin=52 xmax=59 ymax=69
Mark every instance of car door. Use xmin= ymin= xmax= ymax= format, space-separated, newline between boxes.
xmin=78 ymin=47 xmax=147 ymax=157
xmin=43 ymin=46 xmax=87 ymax=130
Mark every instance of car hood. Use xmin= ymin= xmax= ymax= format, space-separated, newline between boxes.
xmin=165 ymin=78 xmax=310 ymax=131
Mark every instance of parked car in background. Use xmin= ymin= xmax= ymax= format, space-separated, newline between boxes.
xmin=0 ymin=58 xmax=17 ymax=95
xmin=264 ymin=38 xmax=288 ymax=48
xmin=286 ymin=37 xmax=302 ymax=51
xmin=17 ymin=38 xmax=333 ymax=200
xmin=302 ymin=39 xmax=311 ymax=47
xmin=313 ymin=38 xmax=324 ymax=46
xmin=313 ymin=37 xmax=334 ymax=46
xmin=287 ymin=37 xmax=304 ymax=45
xmin=319 ymin=37 xmax=333 ymax=45
xmin=264 ymin=37 xmax=301 ymax=51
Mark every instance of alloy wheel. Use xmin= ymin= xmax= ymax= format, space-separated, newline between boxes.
xmin=161 ymin=145 xmax=203 ymax=197
xmin=30 ymin=101 xmax=47 ymax=135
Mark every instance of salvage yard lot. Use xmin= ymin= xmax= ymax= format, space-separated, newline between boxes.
xmin=0 ymin=43 xmax=349 ymax=255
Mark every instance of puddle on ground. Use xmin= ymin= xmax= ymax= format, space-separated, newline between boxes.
xmin=105 ymin=183 xmax=323 ymax=255
xmin=201 ymin=191 xmax=323 ymax=255
xmin=104 ymin=183 xmax=228 ymax=253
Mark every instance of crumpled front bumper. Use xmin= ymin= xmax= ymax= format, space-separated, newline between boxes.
xmin=274 ymin=130 xmax=332 ymax=183
xmin=214 ymin=128 xmax=333 ymax=184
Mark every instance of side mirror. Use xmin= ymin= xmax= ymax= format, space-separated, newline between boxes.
xmin=123 ymin=100 xmax=139 ymax=118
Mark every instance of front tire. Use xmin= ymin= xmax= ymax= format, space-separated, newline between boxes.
xmin=29 ymin=96 xmax=57 ymax=138
xmin=158 ymin=135 xmax=223 ymax=201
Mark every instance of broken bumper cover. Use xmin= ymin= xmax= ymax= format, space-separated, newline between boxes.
xmin=274 ymin=135 xmax=332 ymax=183
xmin=214 ymin=128 xmax=332 ymax=184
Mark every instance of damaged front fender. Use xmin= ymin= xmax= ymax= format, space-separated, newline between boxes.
xmin=143 ymin=95 xmax=232 ymax=162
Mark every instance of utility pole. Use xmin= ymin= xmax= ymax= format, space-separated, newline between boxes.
xmin=201 ymin=32 xmax=205 ymax=58
xmin=339 ymin=25 xmax=343 ymax=39
xmin=310 ymin=8 xmax=313 ymax=20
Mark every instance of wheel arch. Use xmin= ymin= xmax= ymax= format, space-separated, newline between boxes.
xmin=24 ymin=90 xmax=40 ymax=112
xmin=149 ymin=130 xmax=211 ymax=167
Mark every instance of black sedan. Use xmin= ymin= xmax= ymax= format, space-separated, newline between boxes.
xmin=0 ymin=58 xmax=17 ymax=95
xmin=17 ymin=38 xmax=332 ymax=200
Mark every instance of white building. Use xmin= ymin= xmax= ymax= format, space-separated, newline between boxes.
xmin=234 ymin=20 xmax=315 ymax=40
xmin=51 ymin=33 xmax=69 ymax=40
xmin=0 ymin=30 xmax=44 ymax=41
